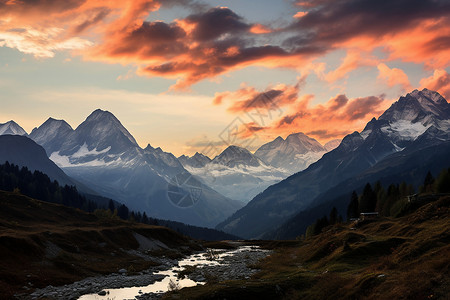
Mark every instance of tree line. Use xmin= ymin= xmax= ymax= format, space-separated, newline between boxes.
xmin=0 ymin=161 xmax=98 ymax=212
xmin=305 ymin=167 xmax=450 ymax=238
xmin=347 ymin=168 xmax=450 ymax=220
xmin=0 ymin=162 xmax=237 ymax=240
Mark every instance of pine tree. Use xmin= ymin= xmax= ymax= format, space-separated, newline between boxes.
xmin=117 ymin=204 xmax=129 ymax=220
xmin=347 ymin=191 xmax=359 ymax=220
xmin=423 ymin=171 xmax=435 ymax=193
xmin=435 ymin=168 xmax=450 ymax=193
xmin=142 ymin=212 xmax=149 ymax=224
xmin=359 ymin=183 xmax=377 ymax=213
xmin=329 ymin=207 xmax=338 ymax=225
xmin=108 ymin=199 xmax=115 ymax=212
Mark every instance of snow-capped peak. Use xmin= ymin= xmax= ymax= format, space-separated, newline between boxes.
xmin=0 ymin=120 xmax=27 ymax=136
xmin=178 ymin=152 xmax=212 ymax=169
xmin=285 ymin=132 xmax=325 ymax=153
xmin=410 ymin=88 xmax=448 ymax=106
xmin=212 ymin=145 xmax=264 ymax=168
xmin=30 ymin=118 xmax=73 ymax=142
xmin=72 ymin=109 xmax=139 ymax=152
xmin=379 ymin=88 xmax=449 ymax=123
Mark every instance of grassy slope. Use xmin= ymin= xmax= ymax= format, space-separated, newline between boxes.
xmin=0 ymin=190 xmax=201 ymax=298
xmin=164 ymin=195 xmax=450 ymax=299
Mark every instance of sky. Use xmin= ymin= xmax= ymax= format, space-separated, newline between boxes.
xmin=0 ymin=0 xmax=450 ymax=157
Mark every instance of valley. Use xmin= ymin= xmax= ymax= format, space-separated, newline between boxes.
xmin=0 ymin=88 xmax=449 ymax=299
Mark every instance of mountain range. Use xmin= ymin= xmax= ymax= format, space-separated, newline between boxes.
xmin=179 ymin=134 xmax=339 ymax=202
xmin=1 ymin=88 xmax=447 ymax=236
xmin=216 ymin=88 xmax=450 ymax=238
xmin=0 ymin=109 xmax=335 ymax=225
xmin=0 ymin=110 xmax=243 ymax=228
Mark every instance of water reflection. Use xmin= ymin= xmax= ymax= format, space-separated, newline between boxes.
xmin=78 ymin=246 xmax=259 ymax=300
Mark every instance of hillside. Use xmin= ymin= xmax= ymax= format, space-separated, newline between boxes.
xmin=0 ymin=190 xmax=201 ymax=299
xmin=165 ymin=194 xmax=450 ymax=299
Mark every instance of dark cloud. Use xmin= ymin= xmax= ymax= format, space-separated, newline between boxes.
xmin=277 ymin=111 xmax=308 ymax=126
xmin=344 ymin=95 xmax=385 ymax=120
xmin=285 ymin=0 xmax=450 ymax=55
xmin=306 ymin=129 xmax=350 ymax=140
xmin=0 ymin=0 xmax=85 ymax=14
xmin=329 ymin=94 xmax=349 ymax=111
xmin=111 ymin=21 xmax=188 ymax=58
xmin=424 ymin=35 xmax=450 ymax=53
xmin=186 ymin=7 xmax=250 ymax=41
xmin=129 ymin=21 xmax=186 ymax=42
xmin=73 ymin=8 xmax=111 ymax=34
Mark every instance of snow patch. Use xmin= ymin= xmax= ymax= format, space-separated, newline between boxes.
xmin=50 ymin=151 xmax=110 ymax=168
xmin=71 ymin=143 xmax=111 ymax=158
xmin=383 ymin=120 xmax=431 ymax=140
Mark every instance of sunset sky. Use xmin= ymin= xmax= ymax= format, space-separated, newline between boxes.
xmin=1 ymin=0 xmax=449 ymax=156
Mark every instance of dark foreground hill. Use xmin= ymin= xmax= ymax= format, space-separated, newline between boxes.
xmin=165 ymin=194 xmax=450 ymax=299
xmin=0 ymin=190 xmax=202 ymax=299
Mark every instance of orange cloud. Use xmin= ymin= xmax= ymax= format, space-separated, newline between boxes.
xmin=420 ymin=69 xmax=450 ymax=100
xmin=1 ymin=0 xmax=449 ymax=90
xmin=214 ymin=79 xmax=303 ymax=114
xmin=293 ymin=11 xmax=307 ymax=18
xmin=377 ymin=63 xmax=411 ymax=90
xmin=249 ymin=24 xmax=272 ymax=34
xmin=323 ymin=50 xmax=378 ymax=82
xmin=272 ymin=93 xmax=390 ymax=143
xmin=217 ymin=77 xmax=391 ymax=144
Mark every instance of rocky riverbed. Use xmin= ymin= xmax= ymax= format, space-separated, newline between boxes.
xmin=26 ymin=256 xmax=178 ymax=300
xmin=136 ymin=246 xmax=271 ymax=300
xmin=26 ymin=246 xmax=271 ymax=300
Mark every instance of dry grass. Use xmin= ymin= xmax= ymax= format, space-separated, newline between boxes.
xmin=0 ymin=190 xmax=197 ymax=298
xmin=163 ymin=195 xmax=450 ymax=300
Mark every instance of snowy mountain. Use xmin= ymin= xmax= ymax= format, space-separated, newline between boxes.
xmin=30 ymin=109 xmax=242 ymax=227
xmin=179 ymin=134 xmax=340 ymax=203
xmin=178 ymin=152 xmax=211 ymax=168
xmin=254 ymin=132 xmax=329 ymax=173
xmin=29 ymin=118 xmax=74 ymax=155
xmin=212 ymin=145 xmax=265 ymax=168
xmin=217 ymin=89 xmax=450 ymax=238
xmin=0 ymin=121 xmax=27 ymax=136
xmin=182 ymin=145 xmax=288 ymax=203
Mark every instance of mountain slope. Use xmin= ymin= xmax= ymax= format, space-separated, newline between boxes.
xmin=265 ymin=140 xmax=450 ymax=239
xmin=0 ymin=135 xmax=77 ymax=187
xmin=216 ymin=89 xmax=450 ymax=238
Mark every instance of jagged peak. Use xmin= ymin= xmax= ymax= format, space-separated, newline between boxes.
xmin=77 ymin=109 xmax=138 ymax=147
xmin=408 ymin=88 xmax=447 ymax=105
xmin=85 ymin=109 xmax=118 ymax=122
xmin=193 ymin=152 xmax=211 ymax=160
xmin=379 ymin=88 xmax=449 ymax=123
xmin=41 ymin=117 xmax=73 ymax=129
xmin=0 ymin=120 xmax=27 ymax=136
xmin=274 ymin=136 xmax=284 ymax=142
